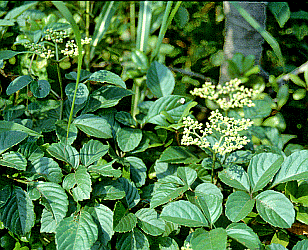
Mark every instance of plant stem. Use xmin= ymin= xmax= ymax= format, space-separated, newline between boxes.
xmin=211 ymin=152 xmax=217 ymax=183
xmin=85 ymin=0 xmax=91 ymax=71
xmin=130 ymin=1 xmax=136 ymax=44
xmin=131 ymin=79 xmax=141 ymax=120
xmin=55 ymin=43 xmax=64 ymax=120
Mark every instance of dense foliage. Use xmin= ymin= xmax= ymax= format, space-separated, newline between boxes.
xmin=1 ymin=1 xmax=308 ymax=250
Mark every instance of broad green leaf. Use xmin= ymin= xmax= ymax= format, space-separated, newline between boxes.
xmin=115 ymin=111 xmax=137 ymax=127
xmin=248 ymin=153 xmax=283 ymax=193
xmin=146 ymin=96 xmax=193 ymax=126
xmin=243 ymin=99 xmax=272 ymax=119
xmin=114 ymin=213 xmax=137 ymax=233
xmin=93 ymin=179 xmax=126 ymax=200
xmin=62 ymin=165 xmax=92 ymax=202
xmin=55 ymin=210 xmax=98 ymax=250
xmin=116 ymin=228 xmax=150 ymax=250
xmin=226 ymin=223 xmax=261 ymax=250
xmin=191 ymin=227 xmax=227 ymax=250
xmin=160 ymin=200 xmax=208 ymax=227
xmin=0 ymin=120 xmax=41 ymax=137
xmin=266 ymin=244 xmax=287 ymax=250
xmin=40 ymin=208 xmax=58 ymax=233
xmin=218 ymin=164 xmax=250 ymax=193
xmin=225 ymin=191 xmax=255 ymax=222
xmin=277 ymin=84 xmax=289 ymax=109
xmin=117 ymin=127 xmax=142 ymax=152
xmin=73 ymin=114 xmax=112 ymax=139
xmin=5 ymin=1 xmax=38 ymax=19
xmin=33 ymin=182 xmax=68 ymax=232
xmin=135 ymin=208 xmax=165 ymax=236
xmin=146 ymin=61 xmax=175 ymax=98
xmin=0 ymin=185 xmax=11 ymax=208
xmin=177 ymin=167 xmax=197 ymax=187
xmin=88 ymin=70 xmax=126 ymax=88
xmin=158 ymin=237 xmax=179 ymax=250
xmin=0 ymin=151 xmax=27 ymax=170
xmin=30 ymin=80 xmax=51 ymax=98
xmin=272 ymin=150 xmax=308 ymax=187
xmin=55 ymin=120 xmax=78 ymax=145
xmin=293 ymin=240 xmax=308 ymax=250
xmin=85 ymin=204 xmax=114 ymax=245
xmin=6 ymin=75 xmax=33 ymax=96
xmin=119 ymin=177 xmax=140 ymax=209
xmin=159 ymin=146 xmax=200 ymax=164
xmin=0 ymin=186 xmax=34 ymax=236
xmin=255 ymin=190 xmax=295 ymax=228
xmin=47 ymin=142 xmax=79 ymax=169
xmin=88 ymin=160 xmax=121 ymax=178
xmin=65 ymin=69 xmax=92 ymax=82
xmin=80 ymin=139 xmax=109 ymax=167
xmin=0 ymin=131 xmax=27 ymax=154
xmin=0 ymin=50 xmax=28 ymax=61
xmin=125 ymin=156 xmax=147 ymax=187
xmin=27 ymin=157 xmax=63 ymax=183
xmin=65 ymin=82 xmax=89 ymax=105
xmin=268 ymin=2 xmax=290 ymax=28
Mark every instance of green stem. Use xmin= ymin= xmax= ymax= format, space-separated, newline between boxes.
xmin=130 ymin=1 xmax=136 ymax=44
xmin=55 ymin=43 xmax=64 ymax=120
xmin=211 ymin=152 xmax=217 ymax=183
xmin=131 ymin=79 xmax=141 ymax=120
xmin=85 ymin=0 xmax=91 ymax=71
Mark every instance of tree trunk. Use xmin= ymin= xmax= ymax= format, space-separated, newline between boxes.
xmin=219 ymin=2 xmax=267 ymax=84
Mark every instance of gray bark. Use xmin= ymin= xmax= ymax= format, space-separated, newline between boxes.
xmin=220 ymin=2 xmax=267 ymax=84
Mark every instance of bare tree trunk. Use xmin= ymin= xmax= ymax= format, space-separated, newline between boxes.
xmin=219 ymin=2 xmax=267 ymax=84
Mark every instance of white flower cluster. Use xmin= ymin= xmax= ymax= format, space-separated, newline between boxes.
xmin=181 ymin=243 xmax=193 ymax=250
xmin=181 ymin=110 xmax=253 ymax=155
xmin=61 ymin=37 xmax=92 ymax=57
xmin=24 ymin=42 xmax=55 ymax=59
xmin=43 ymin=28 xmax=69 ymax=43
xmin=190 ymin=78 xmax=259 ymax=110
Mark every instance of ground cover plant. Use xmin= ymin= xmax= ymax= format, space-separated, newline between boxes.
xmin=1 ymin=1 xmax=308 ymax=250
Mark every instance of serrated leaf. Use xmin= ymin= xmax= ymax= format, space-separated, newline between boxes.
xmin=160 ymin=200 xmax=208 ymax=227
xmin=226 ymin=223 xmax=261 ymax=250
xmin=248 ymin=153 xmax=283 ymax=193
xmin=0 ymin=151 xmax=27 ymax=170
xmin=93 ymin=179 xmax=125 ymax=200
xmin=272 ymin=150 xmax=308 ymax=187
xmin=88 ymin=70 xmax=126 ymax=88
xmin=30 ymin=80 xmax=51 ymax=98
xmin=146 ymin=61 xmax=175 ymax=98
xmin=88 ymin=160 xmax=121 ymax=178
xmin=177 ymin=167 xmax=197 ymax=187
xmin=293 ymin=240 xmax=308 ymax=250
xmin=73 ymin=114 xmax=112 ymax=139
xmin=225 ymin=191 xmax=255 ymax=222
xmin=135 ymin=208 xmax=165 ymax=236
xmin=6 ymin=75 xmax=33 ymax=95
xmin=0 ymin=186 xmax=34 ymax=236
xmin=218 ymin=164 xmax=250 ymax=193
xmin=0 ymin=131 xmax=27 ymax=154
xmin=85 ymin=204 xmax=114 ymax=245
xmin=255 ymin=190 xmax=295 ymax=228
xmin=114 ymin=213 xmax=137 ymax=233
xmin=55 ymin=120 xmax=78 ymax=145
xmin=191 ymin=227 xmax=227 ymax=250
xmin=125 ymin=156 xmax=147 ymax=187
xmin=116 ymin=228 xmax=150 ymax=250
xmin=80 ymin=139 xmax=109 ymax=167
xmin=19 ymin=142 xmax=44 ymax=162
xmin=159 ymin=146 xmax=200 ymax=164
xmin=65 ymin=82 xmax=89 ymax=105
xmin=47 ymin=142 xmax=79 ymax=169
xmin=62 ymin=165 xmax=92 ymax=202
xmin=119 ymin=177 xmax=140 ymax=209
xmin=55 ymin=210 xmax=98 ymax=250
xmin=40 ymin=208 xmax=58 ymax=233
xmin=27 ymin=157 xmax=63 ymax=183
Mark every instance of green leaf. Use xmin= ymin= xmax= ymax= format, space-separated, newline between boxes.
xmin=0 ymin=186 xmax=34 ymax=236
xmin=0 ymin=120 xmax=41 ymax=137
xmin=191 ymin=227 xmax=227 ymax=250
xmin=116 ymin=228 xmax=150 ymax=250
xmin=125 ymin=156 xmax=147 ymax=187
xmin=0 ymin=151 xmax=27 ymax=170
xmin=114 ymin=213 xmax=137 ymax=233
xmin=27 ymin=157 xmax=63 ymax=183
xmin=5 ymin=1 xmax=38 ymax=19
xmin=225 ymin=191 xmax=255 ymax=222
xmin=93 ymin=179 xmax=126 ymax=200
xmin=272 ymin=150 xmax=308 ymax=187
xmin=255 ymin=190 xmax=295 ymax=228
xmin=65 ymin=69 xmax=92 ymax=82
xmin=277 ymin=84 xmax=289 ymax=109
xmin=119 ymin=177 xmax=140 ymax=209
xmin=293 ymin=88 xmax=307 ymax=101
xmin=62 ymin=165 xmax=92 ymax=202
xmin=65 ymin=82 xmax=89 ymax=105
xmin=146 ymin=96 xmax=193 ymax=126
xmin=55 ymin=210 xmax=98 ymax=250
xmin=73 ymin=114 xmax=113 ymax=139
xmin=88 ymin=160 xmax=121 ymax=178
xmin=159 ymin=146 xmax=200 ymax=164
xmin=0 ymin=50 xmax=28 ymax=61
xmin=266 ymin=244 xmax=287 ymax=250
xmin=226 ymin=223 xmax=261 ymax=250
xmin=293 ymin=240 xmax=308 ymax=250
xmin=218 ymin=164 xmax=250 ymax=193
xmin=6 ymin=75 xmax=33 ymax=96
xmin=289 ymin=74 xmax=307 ymax=88
xmin=177 ymin=167 xmax=197 ymax=187
xmin=30 ymin=80 xmax=51 ymax=98
xmin=85 ymin=204 xmax=114 ymax=246
xmin=32 ymin=182 xmax=68 ymax=233
xmin=47 ymin=142 xmax=79 ymax=169
xmin=80 ymin=139 xmax=109 ymax=167
xmin=135 ymin=208 xmax=165 ymax=236
xmin=55 ymin=120 xmax=78 ymax=145
xmin=0 ymin=131 xmax=27 ymax=154
xmin=88 ymin=70 xmax=126 ymax=88
xmin=146 ymin=61 xmax=175 ymax=98
xmin=160 ymin=200 xmax=208 ymax=227
xmin=243 ymin=99 xmax=273 ymax=119
xmin=117 ymin=127 xmax=143 ymax=152
xmin=115 ymin=111 xmax=137 ymax=127
xmin=247 ymin=153 xmax=283 ymax=193
xmin=268 ymin=2 xmax=290 ymax=28
xmin=158 ymin=237 xmax=179 ymax=250
xmin=18 ymin=142 xmax=43 ymax=162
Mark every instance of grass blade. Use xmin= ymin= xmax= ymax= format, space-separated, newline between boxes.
xmin=136 ymin=1 xmax=152 ymax=52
